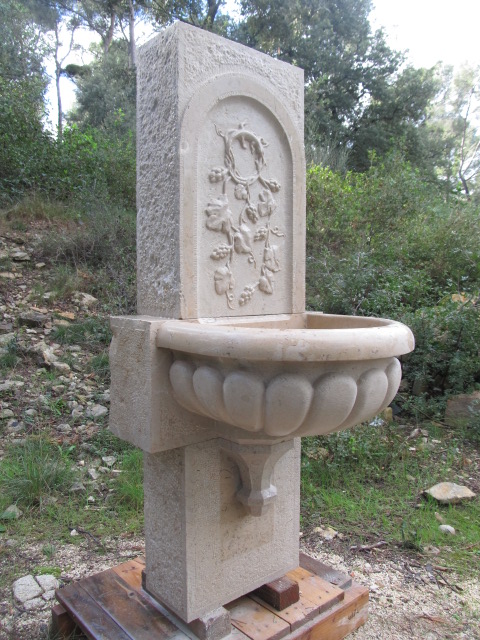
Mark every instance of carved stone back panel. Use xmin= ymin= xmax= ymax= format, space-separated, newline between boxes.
xmin=181 ymin=74 xmax=304 ymax=318
xmin=137 ymin=23 xmax=305 ymax=319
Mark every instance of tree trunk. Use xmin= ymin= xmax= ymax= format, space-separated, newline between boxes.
xmin=103 ymin=8 xmax=116 ymax=56
xmin=128 ymin=0 xmax=136 ymax=68
xmin=54 ymin=24 xmax=63 ymax=140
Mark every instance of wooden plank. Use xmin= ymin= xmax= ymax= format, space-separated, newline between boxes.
xmin=227 ymin=596 xmax=291 ymax=640
xmin=288 ymin=584 xmax=368 ymax=640
xmin=56 ymin=581 xmax=133 ymax=640
xmin=51 ymin=603 xmax=78 ymax=639
xmin=80 ymin=567 xmax=182 ymax=640
xmin=111 ymin=558 xmax=146 ymax=591
xmin=253 ymin=577 xmax=299 ymax=611
xmin=286 ymin=568 xmax=344 ymax=612
xmin=299 ymin=554 xmax=352 ymax=590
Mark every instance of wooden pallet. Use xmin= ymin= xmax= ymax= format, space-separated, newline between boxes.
xmin=52 ymin=554 xmax=368 ymax=640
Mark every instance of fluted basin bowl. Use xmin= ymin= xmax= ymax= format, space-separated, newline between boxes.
xmin=156 ymin=312 xmax=414 ymax=438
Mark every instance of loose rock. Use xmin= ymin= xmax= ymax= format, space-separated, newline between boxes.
xmin=86 ymin=404 xmax=108 ymax=419
xmin=1 ymin=504 xmax=23 ymax=519
xmin=13 ymin=575 xmax=43 ymax=603
xmin=439 ymin=524 xmax=456 ymax=535
xmin=18 ymin=312 xmax=49 ymax=328
xmin=424 ymin=482 xmax=476 ymax=504
xmin=35 ymin=574 xmax=60 ymax=591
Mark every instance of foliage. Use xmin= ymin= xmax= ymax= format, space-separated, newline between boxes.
xmin=235 ymin=0 xmax=438 ymax=171
xmin=69 ymin=40 xmax=136 ymax=135
xmin=427 ymin=64 xmax=480 ymax=199
xmin=0 ymin=1 xmax=54 ymax=204
xmin=306 ymin=156 xmax=480 ymax=411
xmin=0 ymin=438 xmax=75 ymax=507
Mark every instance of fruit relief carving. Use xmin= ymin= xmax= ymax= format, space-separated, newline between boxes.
xmin=205 ymin=123 xmax=285 ymax=309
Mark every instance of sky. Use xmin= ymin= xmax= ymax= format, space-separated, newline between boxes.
xmin=46 ymin=0 xmax=480 ymax=130
xmin=371 ymin=0 xmax=480 ymax=69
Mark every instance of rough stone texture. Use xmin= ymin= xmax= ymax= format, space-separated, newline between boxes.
xmin=424 ymin=482 xmax=476 ymax=504
xmin=23 ymin=597 xmax=46 ymax=611
xmin=445 ymin=391 xmax=480 ymax=421
xmin=109 ymin=316 xmax=216 ymax=452
xmin=136 ymin=21 xmax=305 ymax=319
xmin=13 ymin=575 xmax=43 ymax=603
xmin=35 ymin=574 xmax=60 ymax=591
xmin=144 ymin=438 xmax=300 ymax=622
xmin=188 ymin=607 xmax=231 ymax=640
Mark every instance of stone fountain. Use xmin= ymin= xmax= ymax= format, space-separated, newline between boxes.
xmin=106 ymin=21 xmax=414 ymax=639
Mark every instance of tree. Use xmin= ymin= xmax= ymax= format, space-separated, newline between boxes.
xmin=0 ymin=0 xmax=54 ymax=201
xmin=235 ymin=0 xmax=437 ymax=171
xmin=428 ymin=65 xmax=480 ymax=199
xmin=151 ymin=0 xmax=233 ymax=34
xmin=69 ymin=39 xmax=136 ymax=134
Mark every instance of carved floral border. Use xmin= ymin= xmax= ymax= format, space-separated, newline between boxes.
xmin=205 ymin=123 xmax=285 ymax=309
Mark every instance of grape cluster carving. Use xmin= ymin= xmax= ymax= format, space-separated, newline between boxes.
xmin=205 ymin=123 xmax=285 ymax=309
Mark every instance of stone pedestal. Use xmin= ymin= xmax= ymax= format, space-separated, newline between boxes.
xmin=144 ymin=438 xmax=300 ymax=622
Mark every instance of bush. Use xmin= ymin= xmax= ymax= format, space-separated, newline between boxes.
xmin=306 ymin=154 xmax=480 ymax=413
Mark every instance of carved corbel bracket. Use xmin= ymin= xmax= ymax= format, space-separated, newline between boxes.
xmin=221 ymin=439 xmax=294 ymax=517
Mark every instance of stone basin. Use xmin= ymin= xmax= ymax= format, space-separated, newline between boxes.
xmin=156 ymin=312 xmax=414 ymax=438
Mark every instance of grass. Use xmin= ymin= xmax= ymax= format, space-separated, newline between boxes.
xmin=301 ymin=421 xmax=480 ymax=575
xmin=0 ymin=438 xmax=75 ymax=507
xmin=52 ymin=317 xmax=111 ymax=348
xmin=0 ymin=337 xmax=19 ymax=372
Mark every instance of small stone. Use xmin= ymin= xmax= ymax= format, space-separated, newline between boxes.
xmin=0 ymin=332 xmax=15 ymax=346
xmin=1 ymin=504 xmax=23 ymax=519
xmin=13 ymin=575 xmax=43 ymax=603
xmin=424 ymin=482 xmax=476 ymax=504
xmin=0 ymin=381 xmax=15 ymax=392
xmin=52 ymin=361 xmax=71 ymax=374
xmin=445 ymin=391 xmax=480 ymax=421
xmin=24 ymin=408 xmax=37 ymax=417
xmin=102 ymin=456 xmax=116 ymax=467
xmin=88 ymin=468 xmax=99 ymax=480
xmin=35 ymin=262 xmax=46 ymax=269
xmin=87 ymin=495 xmax=95 ymax=503
xmin=439 ymin=524 xmax=456 ymax=535
xmin=1 ymin=409 xmax=15 ymax=419
xmin=313 ymin=525 xmax=338 ymax=541
xmin=70 ymin=482 xmax=86 ymax=493
xmin=53 ymin=319 xmax=70 ymax=327
xmin=18 ymin=312 xmax=49 ymax=328
xmin=7 ymin=420 xmax=25 ymax=434
xmin=56 ymin=423 xmax=72 ymax=434
xmin=35 ymin=574 xmax=60 ymax=591
xmin=424 ymin=545 xmax=440 ymax=555
xmin=434 ymin=511 xmax=445 ymax=523
xmin=70 ymin=528 xmax=79 ymax=536
xmin=73 ymin=291 xmax=98 ymax=308
xmin=42 ymin=589 xmax=56 ymax=601
xmin=23 ymin=596 xmax=46 ymax=610
xmin=57 ymin=311 xmax=75 ymax=321
xmin=0 ymin=272 xmax=16 ymax=279
xmin=11 ymin=250 xmax=31 ymax=262
xmin=86 ymin=404 xmax=108 ymax=419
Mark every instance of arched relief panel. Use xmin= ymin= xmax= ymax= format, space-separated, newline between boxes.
xmin=180 ymin=74 xmax=305 ymax=319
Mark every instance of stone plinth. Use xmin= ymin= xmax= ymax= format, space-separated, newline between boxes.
xmin=144 ymin=438 xmax=300 ymax=622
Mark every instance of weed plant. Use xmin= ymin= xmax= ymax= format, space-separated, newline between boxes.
xmin=52 ymin=317 xmax=111 ymax=347
xmin=0 ymin=337 xmax=19 ymax=372
xmin=0 ymin=438 xmax=75 ymax=507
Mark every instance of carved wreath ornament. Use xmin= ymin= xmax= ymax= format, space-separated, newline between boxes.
xmin=205 ymin=123 xmax=285 ymax=309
